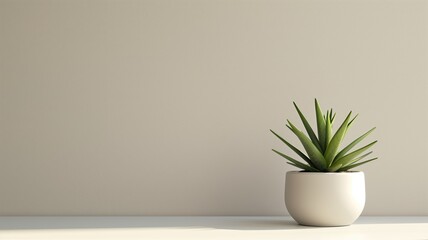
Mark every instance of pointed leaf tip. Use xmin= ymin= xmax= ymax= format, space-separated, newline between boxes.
xmin=324 ymin=111 xmax=353 ymax=166
xmin=293 ymin=101 xmax=322 ymax=152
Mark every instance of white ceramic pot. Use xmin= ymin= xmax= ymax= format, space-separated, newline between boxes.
xmin=285 ymin=171 xmax=365 ymax=227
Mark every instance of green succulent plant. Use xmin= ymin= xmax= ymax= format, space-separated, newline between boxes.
xmin=270 ymin=99 xmax=377 ymax=172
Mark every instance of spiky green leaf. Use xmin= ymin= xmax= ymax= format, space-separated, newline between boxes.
xmin=287 ymin=120 xmax=327 ymax=170
xmin=339 ymin=158 xmax=378 ymax=171
xmin=331 ymin=112 xmax=336 ymax=123
xmin=273 ymin=149 xmax=320 ymax=172
xmin=325 ymin=110 xmax=333 ymax=150
xmin=327 ymin=163 xmax=342 ymax=172
xmin=287 ymin=162 xmax=320 ymax=172
xmin=342 ymin=151 xmax=373 ymax=167
xmin=335 ymin=127 xmax=376 ymax=160
xmin=315 ymin=99 xmax=326 ymax=152
xmin=348 ymin=114 xmax=358 ymax=128
xmin=331 ymin=140 xmax=377 ymax=168
xmin=270 ymin=129 xmax=314 ymax=166
xmin=293 ymin=102 xmax=322 ymax=151
xmin=287 ymin=162 xmax=306 ymax=171
xmin=324 ymin=111 xmax=353 ymax=166
xmin=343 ymin=113 xmax=359 ymax=137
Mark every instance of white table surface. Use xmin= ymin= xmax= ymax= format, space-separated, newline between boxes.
xmin=0 ymin=216 xmax=427 ymax=240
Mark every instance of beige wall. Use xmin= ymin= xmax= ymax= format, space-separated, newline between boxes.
xmin=1 ymin=0 xmax=427 ymax=215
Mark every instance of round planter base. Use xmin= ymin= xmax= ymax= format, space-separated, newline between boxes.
xmin=285 ymin=171 xmax=366 ymax=227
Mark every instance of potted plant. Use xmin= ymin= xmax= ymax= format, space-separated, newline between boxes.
xmin=270 ymin=99 xmax=377 ymax=227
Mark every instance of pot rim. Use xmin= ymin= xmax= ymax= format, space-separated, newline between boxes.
xmin=287 ymin=171 xmax=363 ymax=175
